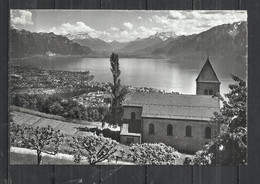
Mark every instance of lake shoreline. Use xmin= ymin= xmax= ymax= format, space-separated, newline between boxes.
xmin=10 ymin=55 xmax=242 ymax=96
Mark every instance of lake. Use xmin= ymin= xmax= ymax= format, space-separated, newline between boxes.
xmin=13 ymin=56 xmax=247 ymax=96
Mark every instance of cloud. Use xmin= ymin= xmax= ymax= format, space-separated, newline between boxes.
xmin=168 ymin=11 xmax=186 ymax=20
xmin=10 ymin=10 xmax=33 ymax=26
xmin=137 ymin=16 xmax=143 ymax=20
xmin=110 ymin=26 xmax=158 ymax=42
xmin=123 ymin=22 xmax=133 ymax=30
xmin=150 ymin=11 xmax=247 ymax=36
xmin=49 ymin=22 xmax=109 ymax=38
xmin=110 ymin=27 xmax=120 ymax=31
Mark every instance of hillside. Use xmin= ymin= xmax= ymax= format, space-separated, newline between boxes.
xmin=152 ymin=21 xmax=247 ymax=60
xmin=10 ymin=28 xmax=93 ymax=58
xmin=118 ymin=31 xmax=178 ymax=54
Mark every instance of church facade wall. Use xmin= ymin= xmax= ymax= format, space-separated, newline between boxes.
xmin=122 ymin=106 xmax=143 ymax=133
xmin=142 ymin=117 xmax=220 ymax=153
xmin=122 ymin=106 xmax=142 ymax=120
xmin=196 ymin=82 xmax=220 ymax=95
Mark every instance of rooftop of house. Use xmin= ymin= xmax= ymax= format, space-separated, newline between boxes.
xmin=123 ymin=92 xmax=220 ymax=121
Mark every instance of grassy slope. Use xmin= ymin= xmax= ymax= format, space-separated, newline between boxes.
xmin=11 ymin=107 xmax=193 ymax=165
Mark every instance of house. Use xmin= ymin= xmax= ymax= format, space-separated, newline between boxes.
xmin=120 ymin=57 xmax=221 ymax=153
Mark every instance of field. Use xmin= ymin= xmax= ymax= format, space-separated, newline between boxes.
xmin=10 ymin=147 xmax=134 ymax=165
xmin=11 ymin=106 xmax=103 ymax=136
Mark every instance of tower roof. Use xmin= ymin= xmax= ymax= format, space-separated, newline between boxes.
xmin=196 ymin=58 xmax=220 ymax=83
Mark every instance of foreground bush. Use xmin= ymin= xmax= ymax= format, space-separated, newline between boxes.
xmin=128 ymin=143 xmax=179 ymax=165
xmin=69 ymin=135 xmax=122 ymax=165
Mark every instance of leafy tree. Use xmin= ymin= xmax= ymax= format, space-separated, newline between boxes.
xmin=128 ymin=143 xmax=179 ymax=165
xmin=12 ymin=94 xmax=30 ymax=108
xmin=10 ymin=123 xmax=64 ymax=165
xmin=108 ymin=53 xmax=127 ymax=125
xmin=49 ymin=101 xmax=64 ymax=115
xmin=69 ymin=135 xmax=120 ymax=165
xmin=192 ymin=75 xmax=247 ymax=165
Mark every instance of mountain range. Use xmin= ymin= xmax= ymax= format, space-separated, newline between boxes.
xmin=10 ymin=21 xmax=247 ymax=61
xmin=10 ymin=28 xmax=93 ymax=58
xmin=152 ymin=21 xmax=247 ymax=59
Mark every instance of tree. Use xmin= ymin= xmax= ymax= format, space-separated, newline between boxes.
xmin=192 ymin=75 xmax=247 ymax=165
xmin=10 ymin=123 xmax=64 ymax=165
xmin=128 ymin=143 xmax=179 ymax=165
xmin=108 ymin=53 xmax=127 ymax=125
xmin=49 ymin=101 xmax=64 ymax=115
xmin=69 ymin=135 xmax=121 ymax=165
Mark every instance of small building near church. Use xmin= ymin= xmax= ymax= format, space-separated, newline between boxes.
xmin=120 ymin=57 xmax=221 ymax=153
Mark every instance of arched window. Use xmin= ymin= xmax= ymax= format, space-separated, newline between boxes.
xmin=167 ymin=124 xmax=173 ymax=135
xmin=204 ymin=89 xmax=208 ymax=95
xmin=149 ymin=123 xmax=155 ymax=134
xmin=209 ymin=90 xmax=213 ymax=95
xmin=205 ymin=127 xmax=211 ymax=138
xmin=131 ymin=112 xmax=136 ymax=120
xmin=186 ymin=125 xmax=192 ymax=137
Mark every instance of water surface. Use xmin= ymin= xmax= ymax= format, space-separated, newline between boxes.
xmin=14 ymin=56 xmax=247 ymax=96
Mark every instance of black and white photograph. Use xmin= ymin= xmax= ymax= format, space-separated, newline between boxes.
xmin=9 ymin=10 xmax=247 ymax=165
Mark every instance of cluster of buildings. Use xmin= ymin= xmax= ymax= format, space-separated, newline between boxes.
xmin=73 ymin=91 xmax=111 ymax=108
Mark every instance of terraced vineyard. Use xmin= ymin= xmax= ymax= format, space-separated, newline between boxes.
xmin=11 ymin=110 xmax=101 ymax=137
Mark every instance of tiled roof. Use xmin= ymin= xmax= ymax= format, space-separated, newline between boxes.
xmin=123 ymin=92 xmax=220 ymax=121
xmin=142 ymin=105 xmax=219 ymax=121
xmin=196 ymin=59 xmax=220 ymax=83
xmin=123 ymin=92 xmax=220 ymax=108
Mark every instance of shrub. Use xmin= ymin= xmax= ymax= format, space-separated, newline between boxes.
xmin=128 ymin=143 xmax=178 ymax=165
xmin=69 ymin=135 xmax=121 ymax=165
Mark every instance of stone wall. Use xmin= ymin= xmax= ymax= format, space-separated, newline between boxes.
xmin=122 ymin=106 xmax=142 ymax=120
xmin=142 ymin=117 xmax=219 ymax=153
xmin=122 ymin=106 xmax=143 ymax=133
xmin=196 ymin=82 xmax=220 ymax=95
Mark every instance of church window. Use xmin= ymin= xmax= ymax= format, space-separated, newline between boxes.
xmin=131 ymin=112 xmax=136 ymax=120
xmin=205 ymin=127 xmax=211 ymax=138
xmin=167 ymin=124 xmax=173 ymax=135
xmin=186 ymin=125 xmax=192 ymax=137
xmin=209 ymin=90 xmax=213 ymax=95
xmin=149 ymin=123 xmax=155 ymax=134
xmin=204 ymin=89 xmax=208 ymax=95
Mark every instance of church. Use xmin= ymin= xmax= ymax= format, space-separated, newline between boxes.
xmin=120 ymin=57 xmax=221 ymax=153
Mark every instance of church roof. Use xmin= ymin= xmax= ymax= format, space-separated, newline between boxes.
xmin=196 ymin=59 xmax=220 ymax=83
xmin=123 ymin=92 xmax=220 ymax=121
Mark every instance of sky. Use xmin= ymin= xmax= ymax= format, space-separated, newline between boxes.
xmin=10 ymin=10 xmax=247 ymax=42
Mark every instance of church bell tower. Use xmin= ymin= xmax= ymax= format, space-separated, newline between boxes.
xmin=196 ymin=55 xmax=220 ymax=95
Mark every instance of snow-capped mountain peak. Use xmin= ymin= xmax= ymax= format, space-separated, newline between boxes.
xmin=152 ymin=31 xmax=178 ymax=41
xmin=66 ymin=33 xmax=92 ymax=40
xmin=227 ymin=21 xmax=243 ymax=38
